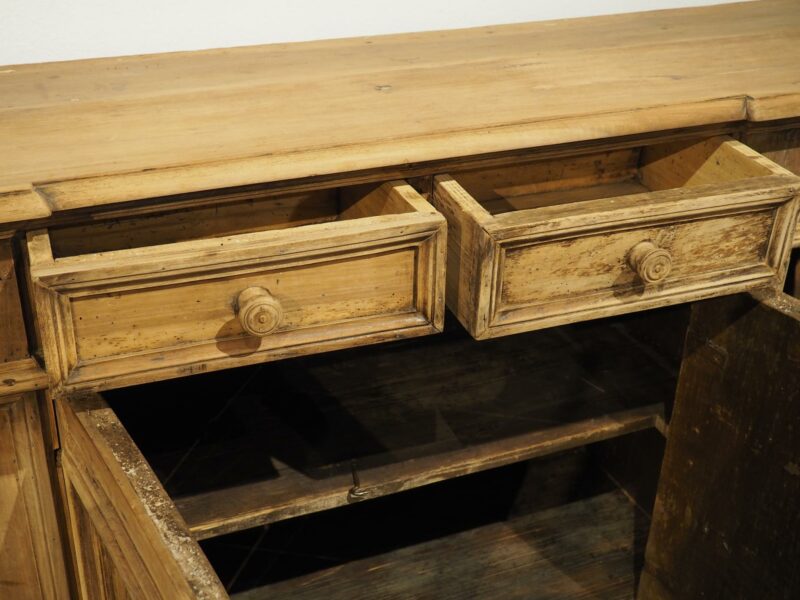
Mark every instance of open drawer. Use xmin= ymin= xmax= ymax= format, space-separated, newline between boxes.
xmin=26 ymin=181 xmax=446 ymax=392
xmin=433 ymin=136 xmax=799 ymax=339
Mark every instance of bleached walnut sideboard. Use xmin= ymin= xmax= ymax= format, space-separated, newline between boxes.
xmin=2 ymin=1 xmax=800 ymax=598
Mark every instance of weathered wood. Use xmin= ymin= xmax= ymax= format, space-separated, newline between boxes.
xmin=57 ymin=393 xmax=226 ymax=599
xmin=1 ymin=1 xmax=800 ymax=222
xmin=28 ymin=182 xmax=446 ymax=392
xmin=178 ymin=404 xmax=661 ymax=540
xmin=437 ymin=137 xmax=798 ymax=339
xmin=0 ymin=358 xmax=49 ymax=397
xmin=0 ymin=393 xmax=69 ymax=599
xmin=640 ymin=291 xmax=800 ymax=599
xmin=0 ymin=234 xmax=68 ymax=598
xmin=233 ymin=489 xmax=645 ymax=600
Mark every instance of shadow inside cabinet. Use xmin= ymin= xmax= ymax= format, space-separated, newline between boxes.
xmin=102 ymin=306 xmax=685 ymax=598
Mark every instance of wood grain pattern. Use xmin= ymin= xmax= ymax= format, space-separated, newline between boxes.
xmin=57 ymin=393 xmax=226 ymax=599
xmin=234 ymin=489 xmax=646 ymax=600
xmin=640 ymin=291 xmax=800 ymax=599
xmin=0 ymin=358 xmax=49 ymax=397
xmin=0 ymin=393 xmax=69 ymax=599
xmin=179 ymin=404 xmax=661 ymax=540
xmin=437 ymin=137 xmax=799 ymax=338
xmin=28 ymin=182 xmax=446 ymax=392
xmin=0 ymin=1 xmax=799 ymax=222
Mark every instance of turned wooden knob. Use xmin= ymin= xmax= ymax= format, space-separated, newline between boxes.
xmin=628 ymin=241 xmax=672 ymax=284
xmin=236 ymin=287 xmax=282 ymax=336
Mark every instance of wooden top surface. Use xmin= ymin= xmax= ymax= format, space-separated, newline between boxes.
xmin=1 ymin=0 xmax=799 ymax=224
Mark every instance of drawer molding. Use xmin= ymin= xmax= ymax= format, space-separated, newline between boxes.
xmin=433 ymin=137 xmax=799 ymax=339
xmin=28 ymin=182 xmax=446 ymax=392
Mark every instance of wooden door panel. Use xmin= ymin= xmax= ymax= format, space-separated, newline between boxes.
xmin=641 ymin=290 xmax=800 ymax=598
xmin=57 ymin=393 xmax=226 ymax=599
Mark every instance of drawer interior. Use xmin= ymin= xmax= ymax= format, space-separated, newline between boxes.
xmin=450 ymin=136 xmax=782 ymax=215
xmin=48 ymin=181 xmax=421 ymax=257
xmin=91 ymin=306 xmax=686 ymax=596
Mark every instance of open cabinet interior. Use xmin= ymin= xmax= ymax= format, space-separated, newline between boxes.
xmin=99 ymin=306 xmax=688 ymax=598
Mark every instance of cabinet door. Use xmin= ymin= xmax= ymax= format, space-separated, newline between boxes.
xmin=640 ymin=291 xmax=800 ymax=598
xmin=0 ymin=393 xmax=69 ymax=599
xmin=57 ymin=393 xmax=226 ymax=599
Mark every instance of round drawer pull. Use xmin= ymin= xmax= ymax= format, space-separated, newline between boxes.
xmin=236 ymin=287 xmax=283 ymax=336
xmin=628 ymin=241 xmax=672 ymax=284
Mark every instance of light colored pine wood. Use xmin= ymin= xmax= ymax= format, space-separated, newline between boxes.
xmin=57 ymin=393 xmax=226 ymax=599
xmin=437 ymin=136 xmax=799 ymax=339
xmin=28 ymin=182 xmax=446 ymax=392
xmin=0 ymin=359 xmax=49 ymax=397
xmin=1 ymin=1 xmax=799 ymax=222
xmin=0 ymin=393 xmax=69 ymax=599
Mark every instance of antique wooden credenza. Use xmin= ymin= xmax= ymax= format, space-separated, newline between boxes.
xmin=2 ymin=1 xmax=800 ymax=598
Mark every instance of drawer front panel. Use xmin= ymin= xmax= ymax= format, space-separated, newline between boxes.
xmin=500 ymin=209 xmax=773 ymax=311
xmin=71 ymin=247 xmax=417 ymax=361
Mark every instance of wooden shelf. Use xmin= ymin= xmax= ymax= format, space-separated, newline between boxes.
xmin=106 ymin=311 xmax=676 ymax=541
xmin=177 ymin=402 xmax=660 ymax=539
xmin=232 ymin=488 xmax=646 ymax=599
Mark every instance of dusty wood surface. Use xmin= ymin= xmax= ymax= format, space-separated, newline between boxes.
xmin=0 ymin=234 xmax=68 ymax=598
xmin=0 ymin=358 xmax=49 ymax=398
xmin=233 ymin=489 xmax=645 ymax=600
xmin=1 ymin=0 xmax=799 ymax=223
xmin=641 ymin=291 xmax=800 ymax=599
xmin=104 ymin=312 xmax=677 ymax=539
xmin=57 ymin=393 xmax=226 ymax=599
xmin=434 ymin=137 xmax=799 ymax=338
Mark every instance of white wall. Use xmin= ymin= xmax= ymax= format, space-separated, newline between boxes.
xmin=2 ymin=0 xmax=745 ymax=66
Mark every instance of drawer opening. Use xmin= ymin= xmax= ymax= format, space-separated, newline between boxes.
xmin=450 ymin=136 xmax=782 ymax=216
xmin=47 ymin=181 xmax=420 ymax=258
xmin=100 ymin=306 xmax=684 ymax=543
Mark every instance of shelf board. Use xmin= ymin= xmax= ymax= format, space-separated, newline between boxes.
xmin=103 ymin=315 xmax=677 ymax=540
xmin=177 ymin=402 xmax=661 ymax=539
xmin=232 ymin=489 xmax=646 ymax=600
